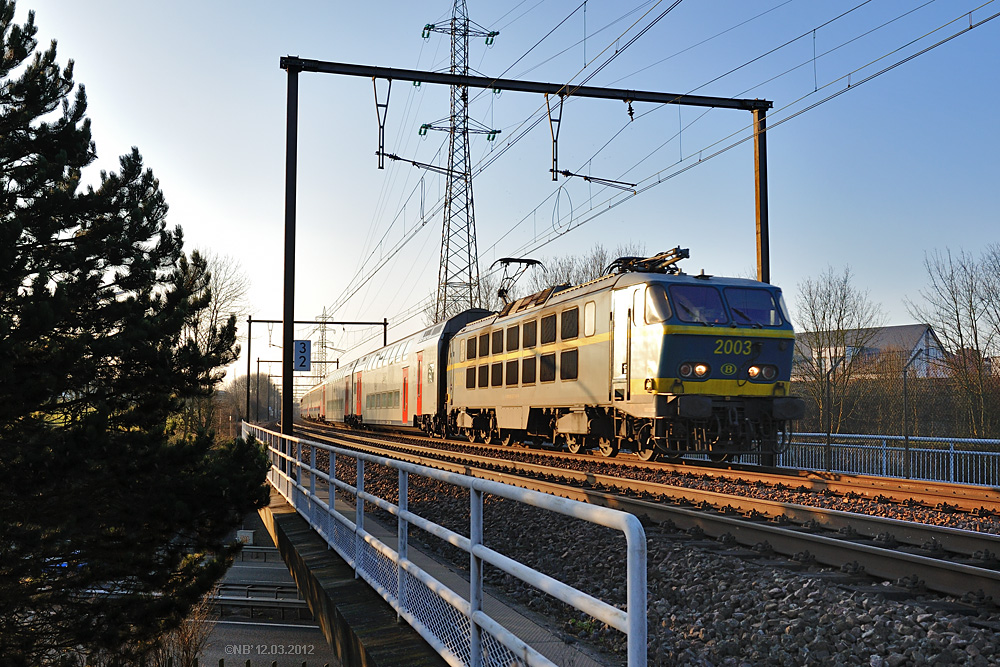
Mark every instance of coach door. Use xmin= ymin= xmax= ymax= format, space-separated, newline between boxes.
xmin=416 ymin=352 xmax=423 ymax=415
xmin=612 ymin=288 xmax=634 ymax=401
xmin=354 ymin=372 xmax=363 ymax=415
xmin=402 ymin=367 xmax=409 ymax=424
xmin=344 ymin=377 xmax=351 ymax=417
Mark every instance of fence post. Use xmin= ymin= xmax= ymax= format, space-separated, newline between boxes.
xmin=469 ymin=485 xmax=484 ymax=667
xmin=356 ymin=457 xmax=364 ymax=579
xmin=881 ymin=438 xmax=887 ymax=477
xmin=949 ymin=441 xmax=956 ymax=483
xmin=397 ymin=469 xmax=408 ymax=623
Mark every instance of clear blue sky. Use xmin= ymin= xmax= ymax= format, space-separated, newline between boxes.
xmin=18 ymin=1 xmax=1000 ymax=381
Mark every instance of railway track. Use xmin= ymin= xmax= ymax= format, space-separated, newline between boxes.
xmin=291 ymin=422 xmax=1000 ymax=602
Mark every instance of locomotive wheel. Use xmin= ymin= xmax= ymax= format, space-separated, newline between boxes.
xmin=466 ymin=429 xmax=477 ymax=443
xmin=565 ymin=434 xmax=583 ymax=454
xmin=478 ymin=429 xmax=493 ymax=445
xmin=595 ymin=436 xmax=618 ymax=458
xmin=499 ymin=430 xmax=513 ymax=447
xmin=708 ymin=450 xmax=730 ymax=462
xmin=636 ymin=444 xmax=658 ymax=462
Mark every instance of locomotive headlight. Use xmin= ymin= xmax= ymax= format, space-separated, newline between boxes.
xmin=694 ymin=363 xmax=709 ymax=378
xmin=679 ymin=362 xmax=694 ymax=378
xmin=748 ymin=365 xmax=761 ymax=379
xmin=762 ymin=365 xmax=777 ymax=381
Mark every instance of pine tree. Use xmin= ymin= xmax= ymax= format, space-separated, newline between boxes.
xmin=0 ymin=3 xmax=269 ymax=663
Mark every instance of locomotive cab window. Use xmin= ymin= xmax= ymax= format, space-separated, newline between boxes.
xmin=523 ymin=320 xmax=537 ymax=348
xmin=645 ymin=284 xmax=672 ymax=324
xmin=724 ymin=287 xmax=784 ymax=327
xmin=561 ymin=307 xmax=579 ymax=340
xmin=540 ymin=314 xmax=557 ymax=345
xmin=669 ymin=285 xmax=728 ymax=325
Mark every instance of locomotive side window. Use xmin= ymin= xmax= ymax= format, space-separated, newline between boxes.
xmin=506 ymin=325 xmax=519 ymax=351
xmin=645 ymin=284 xmax=672 ymax=324
xmin=584 ymin=301 xmax=596 ymax=337
xmin=492 ymin=330 xmax=504 ymax=356
xmin=561 ymin=307 xmax=579 ymax=340
xmin=466 ymin=367 xmax=476 ymax=389
xmin=523 ymin=320 xmax=537 ymax=348
xmin=560 ymin=349 xmax=578 ymax=380
xmin=540 ymin=353 xmax=556 ymax=382
xmin=522 ymin=356 xmax=536 ymax=384
xmin=491 ymin=362 xmax=503 ymax=387
xmin=541 ymin=314 xmax=557 ymax=344
xmin=633 ymin=288 xmax=644 ymax=325
xmin=505 ymin=359 xmax=519 ymax=386
xmin=479 ymin=332 xmax=490 ymax=356
xmin=724 ymin=287 xmax=784 ymax=327
xmin=478 ymin=364 xmax=489 ymax=388
xmin=669 ymin=285 xmax=728 ymax=325
xmin=467 ymin=337 xmax=477 ymax=359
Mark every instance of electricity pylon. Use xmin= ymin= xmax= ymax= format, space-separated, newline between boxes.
xmin=422 ymin=1 xmax=499 ymax=322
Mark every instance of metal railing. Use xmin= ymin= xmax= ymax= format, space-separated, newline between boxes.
xmin=243 ymin=423 xmax=647 ymax=667
xmin=780 ymin=433 xmax=1000 ymax=485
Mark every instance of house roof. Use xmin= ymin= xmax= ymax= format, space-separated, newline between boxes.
xmin=797 ymin=323 xmax=940 ymax=353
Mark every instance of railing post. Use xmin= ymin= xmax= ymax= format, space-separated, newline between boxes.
xmin=949 ymin=441 xmax=956 ymax=483
xmin=626 ymin=516 xmax=648 ymax=667
xmin=470 ymin=485 xmax=484 ymax=667
xmin=881 ymin=438 xmax=887 ymax=477
xmin=398 ymin=469 xmax=408 ymax=622
xmin=356 ymin=457 xmax=364 ymax=578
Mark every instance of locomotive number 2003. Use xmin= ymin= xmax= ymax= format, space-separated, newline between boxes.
xmin=714 ymin=338 xmax=752 ymax=355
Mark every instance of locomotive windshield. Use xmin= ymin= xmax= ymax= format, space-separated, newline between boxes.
xmin=669 ymin=285 xmax=729 ymax=325
xmin=724 ymin=287 xmax=784 ymax=327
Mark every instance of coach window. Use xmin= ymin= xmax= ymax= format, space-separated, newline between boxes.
xmin=505 ymin=359 xmax=519 ymax=386
xmin=466 ymin=366 xmax=476 ymax=389
xmin=478 ymin=364 xmax=489 ymax=388
xmin=540 ymin=314 xmax=557 ymax=345
xmin=561 ymin=307 xmax=579 ymax=340
xmin=492 ymin=330 xmax=504 ymax=356
xmin=523 ymin=320 xmax=537 ymax=349
xmin=479 ymin=332 xmax=490 ymax=357
xmin=506 ymin=325 xmax=519 ymax=352
xmin=521 ymin=356 xmax=536 ymax=384
xmin=584 ymin=300 xmax=596 ymax=337
xmin=466 ymin=336 xmax=477 ymax=360
xmin=540 ymin=352 xmax=556 ymax=382
xmin=491 ymin=361 xmax=503 ymax=387
xmin=645 ymin=284 xmax=672 ymax=324
xmin=560 ymin=349 xmax=579 ymax=380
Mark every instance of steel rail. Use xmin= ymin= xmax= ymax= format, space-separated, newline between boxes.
xmin=297 ymin=425 xmax=1000 ymax=600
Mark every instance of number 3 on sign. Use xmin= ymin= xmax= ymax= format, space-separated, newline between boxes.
xmin=293 ymin=340 xmax=311 ymax=371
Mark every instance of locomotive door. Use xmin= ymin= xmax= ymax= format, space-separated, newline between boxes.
xmin=611 ymin=288 xmax=634 ymax=401
xmin=402 ymin=367 xmax=409 ymax=424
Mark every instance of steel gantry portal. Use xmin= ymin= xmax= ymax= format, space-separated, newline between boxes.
xmin=278 ymin=55 xmax=773 ymax=435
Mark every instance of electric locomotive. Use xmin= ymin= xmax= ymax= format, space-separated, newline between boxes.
xmin=301 ymin=248 xmax=804 ymax=462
